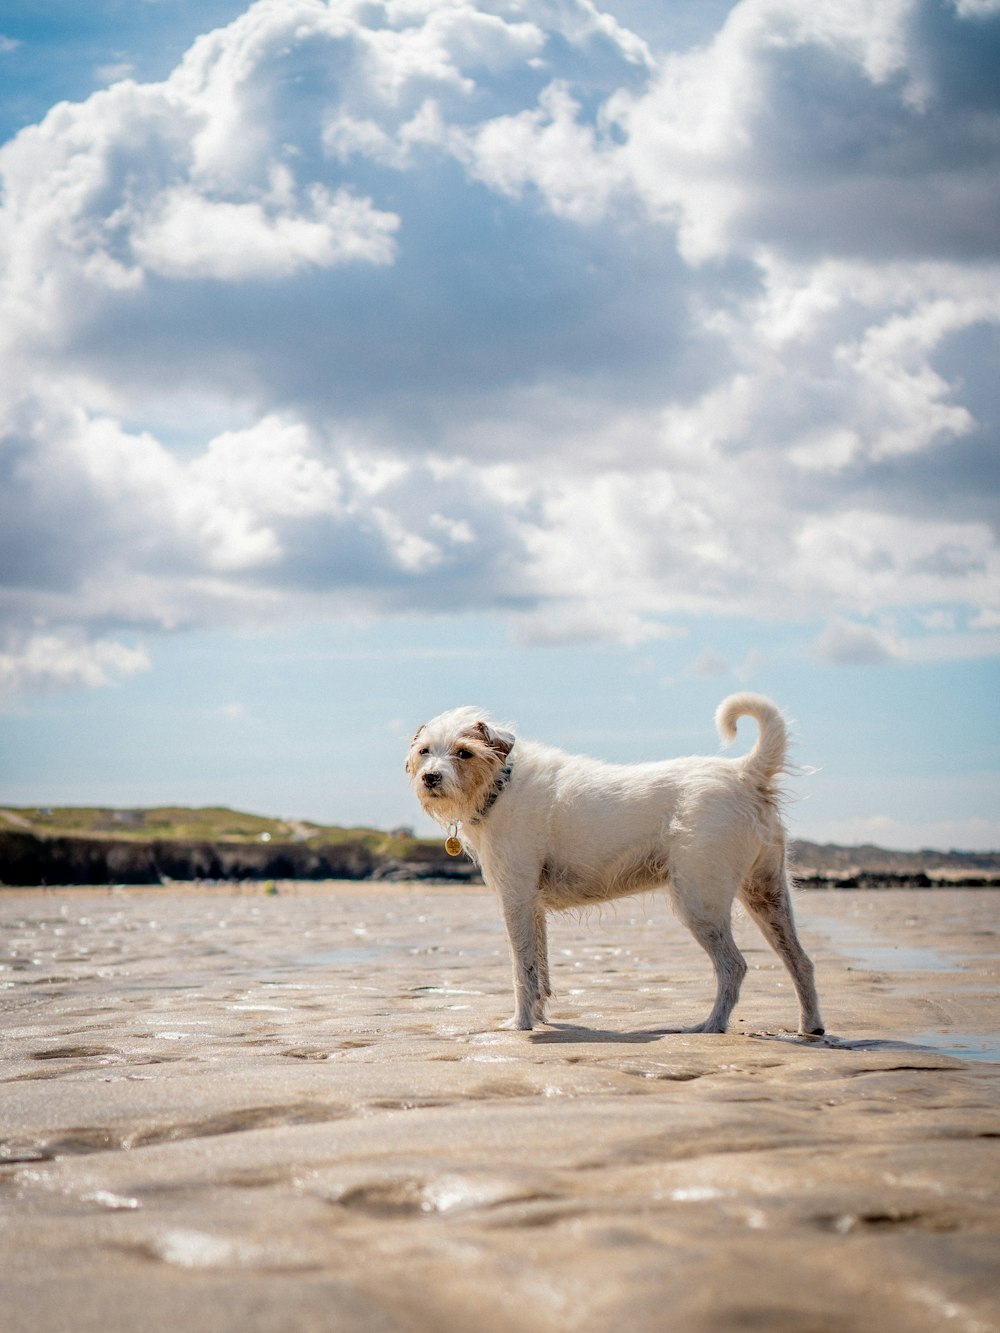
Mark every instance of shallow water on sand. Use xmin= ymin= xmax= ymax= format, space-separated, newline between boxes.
xmin=1 ymin=885 xmax=998 ymax=1332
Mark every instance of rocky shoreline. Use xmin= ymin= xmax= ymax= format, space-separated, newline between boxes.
xmin=1 ymin=825 xmax=998 ymax=889
xmin=0 ymin=828 xmax=478 ymax=888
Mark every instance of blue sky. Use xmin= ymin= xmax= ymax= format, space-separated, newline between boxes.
xmin=1 ymin=0 xmax=998 ymax=850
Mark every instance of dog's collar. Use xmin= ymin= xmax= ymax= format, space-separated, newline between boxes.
xmin=470 ymin=760 xmax=513 ymax=826
xmin=443 ymin=760 xmax=513 ymax=855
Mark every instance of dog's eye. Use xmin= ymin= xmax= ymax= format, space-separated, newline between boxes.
xmin=455 ymin=748 xmax=473 ymax=760
xmin=418 ymin=747 xmax=430 ymax=756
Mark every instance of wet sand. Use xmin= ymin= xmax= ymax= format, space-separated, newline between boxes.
xmin=2 ymin=884 xmax=998 ymax=1332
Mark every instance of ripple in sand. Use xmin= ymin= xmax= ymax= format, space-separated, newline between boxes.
xmin=146 ymin=1229 xmax=261 ymax=1269
xmin=332 ymin=1172 xmax=558 ymax=1219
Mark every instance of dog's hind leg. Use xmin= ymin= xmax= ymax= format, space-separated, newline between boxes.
xmin=739 ymin=858 xmax=824 ymax=1036
xmin=666 ymin=881 xmax=748 ymax=1033
xmin=683 ymin=914 xmax=748 ymax=1033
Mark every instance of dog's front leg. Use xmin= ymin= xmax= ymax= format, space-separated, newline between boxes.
xmin=534 ymin=904 xmax=552 ymax=1013
xmin=497 ymin=889 xmax=545 ymax=1030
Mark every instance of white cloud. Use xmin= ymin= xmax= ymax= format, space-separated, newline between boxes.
xmin=96 ymin=61 xmax=136 ymax=85
xmin=611 ymin=0 xmax=1000 ymax=260
xmin=132 ymin=184 xmax=399 ymax=279
xmin=0 ymin=0 xmax=998 ymax=694
xmin=795 ymin=512 xmax=998 ymax=613
xmin=190 ymin=417 xmax=343 ymax=518
xmin=812 ymin=617 xmax=902 ymax=666
xmin=0 ymin=631 xmax=150 ymax=705
xmin=952 ymin=0 xmax=1000 ymax=16
xmin=453 ymin=80 xmax=629 ymax=221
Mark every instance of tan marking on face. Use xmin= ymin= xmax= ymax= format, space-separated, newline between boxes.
xmin=408 ymin=723 xmax=505 ymax=823
xmin=451 ymin=729 xmax=504 ymax=802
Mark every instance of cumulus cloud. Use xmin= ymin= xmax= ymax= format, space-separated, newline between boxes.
xmin=1 ymin=0 xmax=998 ymax=694
xmin=452 ymin=80 xmax=631 ymax=221
xmin=0 ymin=631 xmax=150 ymax=705
xmin=812 ymin=616 xmax=902 ymax=666
xmin=132 ymin=183 xmax=399 ymax=279
xmin=613 ymin=0 xmax=1000 ymax=262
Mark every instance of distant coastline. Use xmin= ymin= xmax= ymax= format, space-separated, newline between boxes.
xmin=1 ymin=806 xmax=998 ymax=889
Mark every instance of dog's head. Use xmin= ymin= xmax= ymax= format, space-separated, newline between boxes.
xmin=405 ymin=707 xmax=515 ymax=824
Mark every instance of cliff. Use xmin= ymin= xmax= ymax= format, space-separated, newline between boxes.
xmin=0 ymin=830 xmax=481 ymax=887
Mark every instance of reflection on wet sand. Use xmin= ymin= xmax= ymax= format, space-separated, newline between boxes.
xmin=2 ymin=885 xmax=998 ymax=1332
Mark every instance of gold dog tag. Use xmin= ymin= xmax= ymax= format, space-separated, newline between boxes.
xmin=445 ymin=835 xmax=463 ymax=857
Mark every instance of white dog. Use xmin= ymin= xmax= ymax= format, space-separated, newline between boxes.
xmin=406 ymin=693 xmax=823 ymax=1036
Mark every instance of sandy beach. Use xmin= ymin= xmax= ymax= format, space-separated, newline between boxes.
xmin=2 ymin=883 xmax=998 ymax=1332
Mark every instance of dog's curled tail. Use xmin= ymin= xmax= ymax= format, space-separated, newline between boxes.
xmin=715 ymin=692 xmax=788 ymax=781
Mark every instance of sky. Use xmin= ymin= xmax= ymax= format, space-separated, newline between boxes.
xmin=0 ymin=0 xmax=998 ymax=851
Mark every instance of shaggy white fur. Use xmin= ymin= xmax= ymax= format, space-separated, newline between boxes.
xmin=406 ymin=694 xmax=823 ymax=1036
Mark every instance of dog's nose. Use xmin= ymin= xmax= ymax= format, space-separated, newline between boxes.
xmin=422 ymin=770 xmax=443 ymax=788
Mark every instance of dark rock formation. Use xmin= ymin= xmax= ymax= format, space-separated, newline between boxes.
xmin=0 ymin=830 xmax=479 ymax=887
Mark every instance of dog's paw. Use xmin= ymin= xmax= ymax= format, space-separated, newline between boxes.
xmin=501 ymin=1016 xmax=535 ymax=1031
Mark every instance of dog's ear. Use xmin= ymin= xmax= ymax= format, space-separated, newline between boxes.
xmin=474 ymin=719 xmax=515 ymax=761
xmin=404 ymin=725 xmax=426 ymax=774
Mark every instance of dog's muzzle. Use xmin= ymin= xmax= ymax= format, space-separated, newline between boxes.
xmin=421 ymin=770 xmax=443 ymax=791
